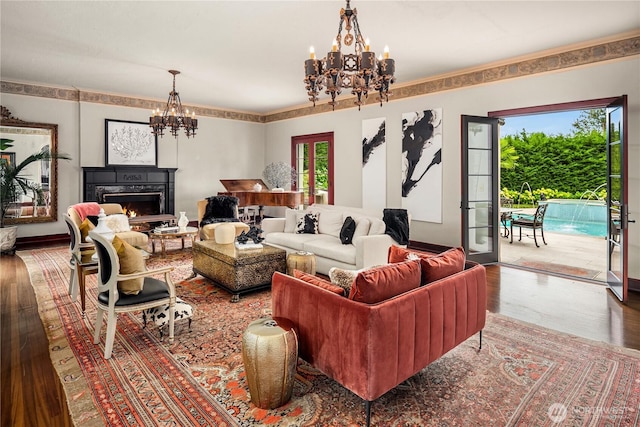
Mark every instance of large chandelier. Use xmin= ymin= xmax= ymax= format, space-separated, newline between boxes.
xmin=150 ymin=70 xmax=198 ymax=138
xmin=304 ymin=0 xmax=395 ymax=110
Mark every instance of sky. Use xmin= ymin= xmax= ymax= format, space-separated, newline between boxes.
xmin=500 ymin=110 xmax=583 ymax=137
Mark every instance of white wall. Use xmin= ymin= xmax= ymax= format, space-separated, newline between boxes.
xmin=2 ymin=95 xmax=265 ymax=238
xmin=3 ymin=58 xmax=638 ymax=278
xmin=265 ymin=58 xmax=640 ymax=278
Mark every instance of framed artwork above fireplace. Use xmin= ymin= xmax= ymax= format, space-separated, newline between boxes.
xmin=105 ymin=119 xmax=157 ymax=167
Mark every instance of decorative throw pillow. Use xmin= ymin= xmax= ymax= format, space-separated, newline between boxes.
xmin=318 ymin=210 xmax=344 ymax=237
xmin=387 ymin=245 xmax=464 ymax=285
xmin=296 ymin=212 xmax=319 ymax=234
xmin=284 ymin=208 xmax=300 ymax=233
xmin=328 ymin=267 xmax=365 ymax=296
xmin=294 ymin=270 xmax=345 ymax=296
xmin=352 ymin=217 xmax=370 ymax=240
xmin=368 ymin=218 xmax=386 ymax=235
xmin=86 ymin=215 xmax=100 ymax=226
xmin=421 ymin=247 xmax=466 ymax=284
xmin=105 ymin=214 xmax=131 ymax=233
xmin=111 ymin=235 xmax=145 ymax=295
xmin=349 ymin=260 xmax=421 ymax=304
xmin=340 ymin=216 xmax=356 ymax=244
xmin=388 ymin=245 xmax=433 ymax=263
xmin=79 ymin=218 xmax=95 ymax=242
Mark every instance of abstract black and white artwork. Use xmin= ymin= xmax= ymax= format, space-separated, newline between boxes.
xmin=401 ymin=109 xmax=443 ymax=223
xmin=362 ymin=117 xmax=386 ymax=210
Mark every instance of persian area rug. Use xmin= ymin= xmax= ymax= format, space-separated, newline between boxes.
xmin=21 ymin=245 xmax=640 ymax=426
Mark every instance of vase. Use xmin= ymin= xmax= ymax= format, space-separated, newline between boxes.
xmin=253 ymin=182 xmax=262 ymax=192
xmin=178 ymin=212 xmax=189 ymax=230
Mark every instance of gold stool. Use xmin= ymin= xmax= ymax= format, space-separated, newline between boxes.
xmin=242 ymin=317 xmax=298 ymax=409
xmin=286 ymin=251 xmax=316 ymax=275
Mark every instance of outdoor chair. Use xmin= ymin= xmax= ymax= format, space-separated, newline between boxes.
xmin=89 ymin=230 xmax=176 ymax=359
xmin=510 ymin=203 xmax=548 ymax=247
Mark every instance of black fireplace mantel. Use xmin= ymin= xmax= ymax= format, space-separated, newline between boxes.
xmin=82 ymin=166 xmax=177 ymax=215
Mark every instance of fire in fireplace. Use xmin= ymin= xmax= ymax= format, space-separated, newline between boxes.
xmin=102 ymin=192 xmax=163 ymax=217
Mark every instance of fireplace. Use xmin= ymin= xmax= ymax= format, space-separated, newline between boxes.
xmin=83 ymin=167 xmax=177 ymax=221
xmin=102 ymin=191 xmax=163 ymax=217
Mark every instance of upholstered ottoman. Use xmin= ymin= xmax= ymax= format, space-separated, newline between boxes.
xmin=242 ymin=317 xmax=298 ymax=409
xmin=192 ymin=240 xmax=286 ymax=302
xmin=143 ymin=298 xmax=194 ymax=340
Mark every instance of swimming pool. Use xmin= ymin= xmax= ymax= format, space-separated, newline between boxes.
xmin=541 ymin=199 xmax=606 ymax=237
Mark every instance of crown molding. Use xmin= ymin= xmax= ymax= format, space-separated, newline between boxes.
xmin=2 ymin=32 xmax=639 ymax=124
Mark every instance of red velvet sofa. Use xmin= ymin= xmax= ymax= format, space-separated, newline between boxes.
xmin=271 ymin=258 xmax=487 ymax=425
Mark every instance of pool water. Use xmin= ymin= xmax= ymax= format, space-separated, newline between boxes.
xmin=542 ymin=217 xmax=606 ymax=237
xmin=508 ymin=199 xmax=607 ymax=238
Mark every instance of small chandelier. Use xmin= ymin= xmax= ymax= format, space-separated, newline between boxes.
xmin=304 ymin=0 xmax=395 ymax=110
xmin=150 ymin=70 xmax=198 ymax=138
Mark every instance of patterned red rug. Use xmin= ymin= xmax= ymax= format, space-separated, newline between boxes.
xmin=21 ymin=244 xmax=640 ymax=426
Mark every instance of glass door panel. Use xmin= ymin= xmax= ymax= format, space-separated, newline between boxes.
xmin=462 ymin=116 xmax=499 ymax=264
xmin=291 ymin=132 xmax=334 ymax=207
xmin=606 ymin=96 xmax=628 ymax=302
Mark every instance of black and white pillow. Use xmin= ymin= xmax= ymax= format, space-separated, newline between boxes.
xmin=296 ymin=212 xmax=319 ymax=234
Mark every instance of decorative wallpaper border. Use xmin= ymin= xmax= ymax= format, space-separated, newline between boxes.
xmin=2 ymin=33 xmax=639 ymax=124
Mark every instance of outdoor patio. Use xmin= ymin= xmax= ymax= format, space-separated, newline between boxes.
xmin=499 ymin=227 xmax=610 ymax=282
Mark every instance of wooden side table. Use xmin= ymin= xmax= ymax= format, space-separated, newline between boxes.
xmin=286 ymin=251 xmax=316 ymax=275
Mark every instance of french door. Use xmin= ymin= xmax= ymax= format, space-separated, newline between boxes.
xmin=461 ymin=116 xmax=500 ymax=264
xmin=606 ymin=95 xmax=631 ymax=302
xmin=291 ymin=132 xmax=334 ymax=207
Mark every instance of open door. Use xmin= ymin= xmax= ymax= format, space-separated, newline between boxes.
xmin=461 ymin=115 xmax=500 ymax=264
xmin=606 ymin=95 xmax=631 ymax=302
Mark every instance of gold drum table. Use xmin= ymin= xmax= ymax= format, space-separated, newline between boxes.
xmin=192 ymin=240 xmax=286 ymax=302
xmin=242 ymin=317 xmax=298 ymax=409
xmin=286 ymin=251 xmax=316 ymax=275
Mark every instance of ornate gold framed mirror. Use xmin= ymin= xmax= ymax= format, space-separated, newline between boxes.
xmin=1 ymin=106 xmax=61 ymax=224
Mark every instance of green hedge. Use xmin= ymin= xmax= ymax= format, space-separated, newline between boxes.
xmin=500 ymin=130 xmax=606 ymax=204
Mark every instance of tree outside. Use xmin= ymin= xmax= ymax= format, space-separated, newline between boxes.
xmin=500 ymin=108 xmax=607 ymax=207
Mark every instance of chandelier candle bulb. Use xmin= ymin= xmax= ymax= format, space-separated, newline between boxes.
xmin=365 ymin=38 xmax=370 ymax=52
xmin=384 ymin=45 xmax=390 ymax=59
xmin=309 ymin=46 xmax=315 ymax=59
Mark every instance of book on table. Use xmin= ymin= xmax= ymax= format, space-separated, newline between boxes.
xmin=154 ymin=226 xmax=180 ymax=234
xmin=235 ymin=241 xmax=263 ymax=250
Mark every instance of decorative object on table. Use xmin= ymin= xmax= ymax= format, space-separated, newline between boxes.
xmin=214 ymin=223 xmax=236 ymax=245
xmin=90 ymin=208 xmax=116 ymax=242
xmin=252 ymin=182 xmax=262 ymax=192
xmin=177 ymin=211 xmax=189 ymax=230
xmin=105 ymin=119 xmax=157 ymax=167
xmin=149 ymin=70 xmax=198 ymax=139
xmin=242 ymin=317 xmax=298 ymax=409
xmin=262 ymin=161 xmax=297 ymax=191
xmin=303 ymin=0 xmax=395 ymax=110
xmin=154 ymin=225 xmax=180 ymax=234
xmin=401 ymin=108 xmax=443 ymax=223
xmin=286 ymin=251 xmax=316 ymax=275
xmin=236 ymin=225 xmax=264 ymax=245
xmin=143 ymin=297 xmax=194 ymax=341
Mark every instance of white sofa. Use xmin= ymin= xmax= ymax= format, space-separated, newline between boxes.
xmin=261 ymin=204 xmax=406 ymax=275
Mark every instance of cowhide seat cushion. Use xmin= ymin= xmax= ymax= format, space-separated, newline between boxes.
xmin=143 ymin=298 xmax=194 ymax=339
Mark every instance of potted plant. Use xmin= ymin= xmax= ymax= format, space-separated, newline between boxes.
xmin=0 ymin=141 xmax=70 ymax=254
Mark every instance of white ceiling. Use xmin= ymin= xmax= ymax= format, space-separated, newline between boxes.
xmin=1 ymin=1 xmax=639 ymax=115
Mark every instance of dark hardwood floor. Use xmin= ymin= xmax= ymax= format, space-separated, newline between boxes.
xmin=2 ymin=251 xmax=639 ymax=427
